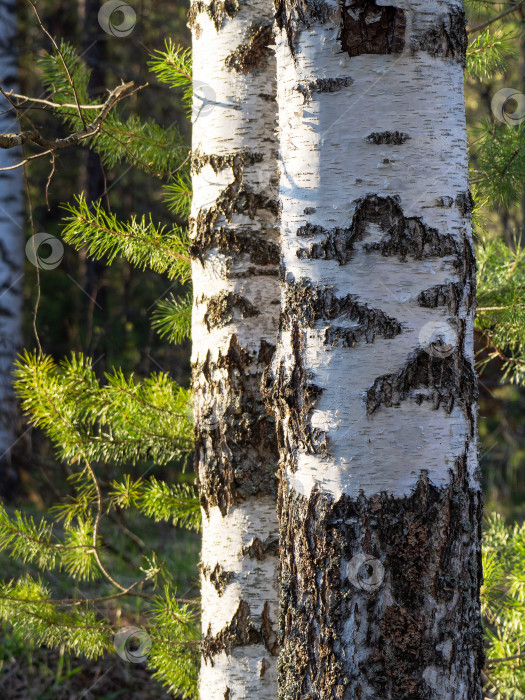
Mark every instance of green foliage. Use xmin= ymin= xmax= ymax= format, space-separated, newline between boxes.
xmin=471 ymin=120 xmax=525 ymax=210
xmin=37 ymin=42 xmax=189 ymax=177
xmin=61 ymin=195 xmax=191 ymax=284
xmin=149 ymin=40 xmax=193 ymax=117
xmin=14 ymin=351 xmax=193 ymax=467
xmin=110 ymin=476 xmax=201 ymax=533
xmin=476 ymin=235 xmax=525 ymax=385
xmin=482 ymin=514 xmax=525 ymax=697
xmin=152 ymin=292 xmax=193 ymax=344
xmin=466 ymin=28 xmax=518 ymax=80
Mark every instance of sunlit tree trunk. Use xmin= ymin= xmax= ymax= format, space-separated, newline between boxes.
xmin=268 ymin=0 xmax=484 ymax=697
xmin=0 ymin=0 xmax=24 ymax=492
xmin=190 ymin=1 xmax=280 ymax=697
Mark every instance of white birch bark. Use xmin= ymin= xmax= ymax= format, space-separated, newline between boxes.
xmin=269 ymin=0 xmax=483 ymax=697
xmin=189 ymin=1 xmax=280 ymax=697
xmin=0 ymin=0 xmax=24 ymax=489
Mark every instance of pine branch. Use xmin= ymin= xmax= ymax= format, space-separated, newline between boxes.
xmin=61 ymin=195 xmax=191 ymax=283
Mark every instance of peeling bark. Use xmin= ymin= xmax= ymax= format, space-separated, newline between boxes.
xmin=272 ymin=0 xmax=482 ymax=696
xmin=191 ymin=0 xmax=280 ymax=695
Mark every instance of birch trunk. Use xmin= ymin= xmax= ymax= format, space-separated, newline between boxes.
xmin=189 ymin=1 xmax=280 ymax=697
xmin=0 ymin=0 xmax=24 ymax=491
xmin=268 ymin=1 xmax=483 ymax=697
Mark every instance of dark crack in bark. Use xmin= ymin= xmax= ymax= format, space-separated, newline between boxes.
xmin=411 ymin=8 xmax=468 ymax=67
xmin=277 ymin=454 xmax=483 ymax=699
xmin=339 ymin=0 xmax=406 ymax=58
xmin=194 ymin=335 xmax=278 ymax=515
xmin=225 ymin=22 xmax=274 ymax=73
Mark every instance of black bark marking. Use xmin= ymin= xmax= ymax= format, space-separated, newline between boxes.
xmin=275 ymin=0 xmax=332 ymax=56
xmin=188 ymin=0 xmax=240 ymax=32
xmin=282 ymin=276 xmax=403 ymax=345
xmin=418 ymin=282 xmax=462 ymax=313
xmin=242 ymin=535 xmax=279 ymax=560
xmin=194 ymin=335 xmax=278 ymax=515
xmin=295 ymin=194 xmax=461 ymax=266
xmin=366 ymin=346 xmax=478 ymax=418
xmin=225 ymin=22 xmax=274 ymax=74
xmin=456 ymin=190 xmax=475 ymax=217
xmin=202 ymin=599 xmax=278 ymax=661
xmin=203 ymin=292 xmax=260 ymax=331
xmin=191 ymin=153 xmax=279 ymax=266
xmin=192 ymin=148 xmax=264 ymax=175
xmin=411 ymin=8 xmax=468 ymax=67
xmin=202 ymin=562 xmax=233 ymax=596
xmin=278 ymin=455 xmax=483 ymax=699
xmin=339 ymin=0 xmax=406 ymax=58
xmin=366 ymin=131 xmax=410 ymax=145
xmin=296 ymin=76 xmax=354 ymax=102
xmin=191 ymin=224 xmax=280 ymax=267
xmin=264 ymin=322 xmax=325 ymax=457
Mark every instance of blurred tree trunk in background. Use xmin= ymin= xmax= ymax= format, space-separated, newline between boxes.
xmin=78 ymin=0 xmax=108 ymax=360
xmin=190 ymin=1 xmax=281 ymax=697
xmin=0 ymin=0 xmax=24 ymax=494
xmin=269 ymin=1 xmax=484 ymax=696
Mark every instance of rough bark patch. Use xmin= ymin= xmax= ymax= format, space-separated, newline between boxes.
xmin=242 ymin=535 xmax=279 ymax=560
xmin=296 ymin=77 xmax=354 ymax=102
xmin=456 ymin=190 xmax=475 ymax=217
xmin=366 ymin=345 xmax=478 ymax=418
xmin=410 ymin=8 xmax=468 ymax=67
xmin=339 ymin=0 xmax=406 ymax=58
xmin=264 ymin=323 xmax=325 ymax=457
xmin=418 ymin=282 xmax=462 ymax=313
xmin=202 ymin=599 xmax=279 ymax=662
xmin=275 ymin=0 xmax=332 ymax=55
xmin=295 ymin=194 xmax=463 ymax=266
xmin=188 ymin=0 xmax=240 ymax=32
xmin=194 ymin=336 xmax=279 ymax=515
xmin=225 ymin=22 xmax=274 ymax=73
xmin=201 ymin=562 xmax=234 ymax=596
xmin=190 ymin=224 xmax=280 ymax=267
xmin=366 ymin=131 xmax=410 ymax=145
xmin=192 ymin=148 xmax=264 ymax=175
xmin=282 ymin=276 xmax=403 ymax=344
xmin=277 ymin=456 xmax=484 ymax=699
xmin=202 ymin=291 xmax=260 ymax=331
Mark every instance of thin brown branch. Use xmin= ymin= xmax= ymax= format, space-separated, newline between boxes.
xmin=467 ymin=0 xmax=525 ymax=34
